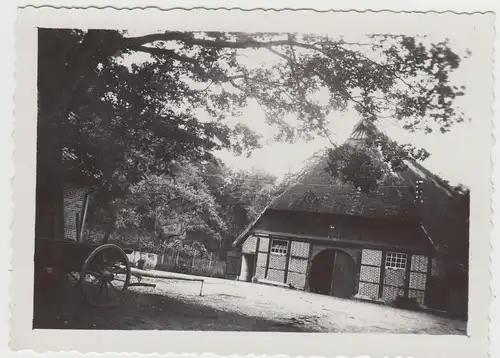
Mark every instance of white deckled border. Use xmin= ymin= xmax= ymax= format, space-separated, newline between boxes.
xmin=6 ymin=4 xmax=496 ymax=358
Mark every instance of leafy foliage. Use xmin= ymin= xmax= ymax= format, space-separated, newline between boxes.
xmin=326 ymin=144 xmax=387 ymax=194
xmin=324 ymin=118 xmax=434 ymax=192
xmin=111 ymin=159 xmax=227 ymax=250
xmin=191 ymin=159 xmax=282 ymax=250
xmin=83 ymin=157 xmax=282 ymax=254
xmin=42 ymin=30 xmax=468 ymax=193
xmin=37 ymin=29 xmax=469 ymax=247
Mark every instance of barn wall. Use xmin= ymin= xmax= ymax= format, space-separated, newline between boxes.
xmin=357 ymin=248 xmax=436 ymax=307
xmin=241 ymin=234 xmax=310 ymax=289
xmin=63 ymin=182 xmax=88 ymax=241
xmin=237 ymin=209 xmax=450 ymax=310
xmin=358 ymin=248 xmax=384 ymax=300
xmin=239 ymin=232 xmax=442 ymax=309
xmin=252 ymin=209 xmax=433 ymax=253
xmin=286 ymin=241 xmax=309 ymax=289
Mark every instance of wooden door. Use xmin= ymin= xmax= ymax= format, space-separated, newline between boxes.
xmin=225 ymin=251 xmax=241 ymax=280
xmin=309 ymin=250 xmax=335 ymax=295
xmin=331 ymin=250 xmax=357 ymax=298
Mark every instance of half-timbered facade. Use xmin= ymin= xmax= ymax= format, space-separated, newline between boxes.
xmin=233 ymin=120 xmax=469 ymax=313
xmin=236 ymin=205 xmax=438 ymax=306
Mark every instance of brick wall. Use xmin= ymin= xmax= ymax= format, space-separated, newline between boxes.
xmin=241 ymin=234 xmax=442 ymax=309
xmin=357 ymin=248 xmax=435 ymax=306
xmin=63 ymin=182 xmax=87 ymax=241
xmin=242 ymin=235 xmax=310 ymax=289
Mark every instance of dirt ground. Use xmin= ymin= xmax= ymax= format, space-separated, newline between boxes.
xmin=33 ymin=271 xmax=467 ymax=334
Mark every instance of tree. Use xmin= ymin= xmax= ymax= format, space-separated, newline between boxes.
xmin=200 ymin=160 xmax=281 ymax=250
xmin=37 ymin=29 xmax=468 ymax=239
xmin=85 ymin=157 xmax=281 ymax=256
xmin=90 ymin=158 xmax=226 ymax=254
xmin=326 ymin=144 xmax=387 ymax=193
xmin=325 ymin=120 xmax=432 ymax=192
xmin=116 ymin=159 xmax=227 ymax=237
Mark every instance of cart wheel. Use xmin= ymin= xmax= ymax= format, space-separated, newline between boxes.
xmin=80 ymin=244 xmax=131 ymax=307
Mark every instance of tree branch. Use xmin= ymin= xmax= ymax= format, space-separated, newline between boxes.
xmin=123 ymin=31 xmax=335 ymax=51
xmin=124 ymin=31 xmax=424 ymax=101
xmin=127 ymin=44 xmax=196 ymax=63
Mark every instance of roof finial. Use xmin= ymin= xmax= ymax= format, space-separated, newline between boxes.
xmin=347 ymin=118 xmax=374 ymax=146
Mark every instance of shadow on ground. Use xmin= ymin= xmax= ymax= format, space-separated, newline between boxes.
xmin=32 ymin=280 xmax=309 ymax=331
xmin=32 ymin=273 xmax=467 ymax=334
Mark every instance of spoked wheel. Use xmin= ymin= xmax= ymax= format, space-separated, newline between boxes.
xmin=80 ymin=244 xmax=131 ymax=307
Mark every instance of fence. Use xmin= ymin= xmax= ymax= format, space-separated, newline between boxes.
xmin=156 ymin=251 xmax=227 ymax=279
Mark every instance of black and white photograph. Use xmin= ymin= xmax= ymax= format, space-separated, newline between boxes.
xmin=10 ymin=6 xmax=494 ymax=357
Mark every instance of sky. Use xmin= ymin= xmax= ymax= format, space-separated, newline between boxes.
xmin=121 ymin=15 xmax=493 ymax=188
xmin=210 ymin=23 xmax=492 ymax=187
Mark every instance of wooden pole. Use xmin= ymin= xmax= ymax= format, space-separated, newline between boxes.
xmin=79 ymin=192 xmax=91 ymax=242
xmin=378 ymin=251 xmax=387 ymax=298
xmin=75 ymin=213 xmax=80 ymax=242
xmin=199 ymin=280 xmax=204 ymax=296
xmin=329 ymin=251 xmax=337 ymax=296
xmin=404 ymin=254 xmax=413 ymax=298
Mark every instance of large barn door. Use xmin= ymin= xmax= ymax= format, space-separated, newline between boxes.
xmin=331 ymin=251 xmax=357 ymax=298
xmin=310 ymin=250 xmax=335 ymax=295
xmin=310 ymin=249 xmax=357 ymax=299
xmin=225 ymin=251 xmax=241 ymax=280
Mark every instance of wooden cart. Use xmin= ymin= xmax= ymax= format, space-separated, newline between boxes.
xmin=35 ymin=237 xmax=155 ymax=307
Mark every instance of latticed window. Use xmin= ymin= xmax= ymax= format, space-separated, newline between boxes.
xmin=385 ymin=252 xmax=407 ymax=270
xmin=270 ymin=239 xmax=288 ymax=256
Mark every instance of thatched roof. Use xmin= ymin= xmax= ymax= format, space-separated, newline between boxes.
xmin=233 ymin=120 xmax=468 ymax=254
xmin=270 ymin=182 xmax=416 ymax=219
xmin=233 ymin=148 xmax=419 ymax=246
xmin=266 ymin=119 xmax=464 ymax=222
xmin=267 ymin=143 xmax=418 ymax=220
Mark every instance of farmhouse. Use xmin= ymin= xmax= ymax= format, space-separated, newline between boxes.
xmin=233 ymin=120 xmax=469 ymax=314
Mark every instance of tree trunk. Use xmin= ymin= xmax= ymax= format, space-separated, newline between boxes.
xmin=36 ymin=29 xmax=124 ymax=241
xmin=36 ymin=30 xmax=67 ymax=240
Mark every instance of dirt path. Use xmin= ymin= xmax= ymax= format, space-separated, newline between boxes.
xmin=34 ymin=271 xmax=466 ymax=334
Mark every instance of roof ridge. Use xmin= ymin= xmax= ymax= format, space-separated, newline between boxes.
xmin=232 ymin=184 xmax=294 ymax=247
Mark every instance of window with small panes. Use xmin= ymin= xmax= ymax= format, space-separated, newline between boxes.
xmin=270 ymin=239 xmax=288 ymax=256
xmin=385 ymin=252 xmax=407 ymax=270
